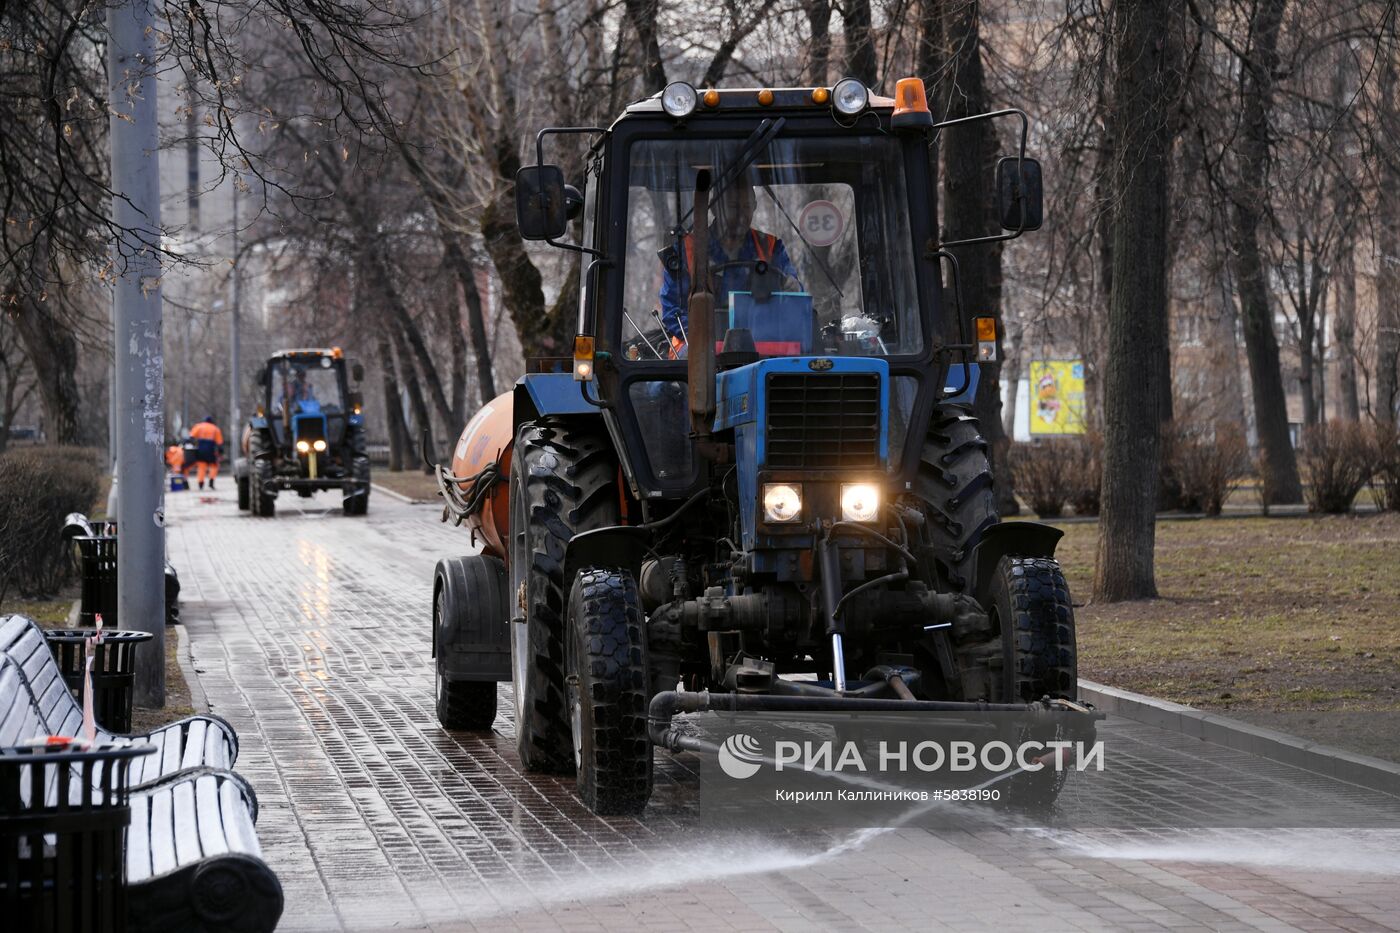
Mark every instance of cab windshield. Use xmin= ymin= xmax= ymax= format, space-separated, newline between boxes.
xmin=273 ymin=359 xmax=343 ymax=416
xmin=618 ymin=132 xmax=924 ymax=362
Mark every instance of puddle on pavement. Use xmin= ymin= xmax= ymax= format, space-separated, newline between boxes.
xmin=1036 ymin=827 xmax=1400 ymax=875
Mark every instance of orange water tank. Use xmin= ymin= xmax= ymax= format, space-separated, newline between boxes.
xmin=450 ymin=392 xmax=515 ymax=559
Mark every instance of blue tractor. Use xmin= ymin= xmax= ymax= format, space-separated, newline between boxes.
xmin=432 ymin=78 xmax=1095 ymax=815
xmin=236 ymin=348 xmax=370 ymax=517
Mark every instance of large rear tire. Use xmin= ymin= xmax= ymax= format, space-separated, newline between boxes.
xmin=508 ymin=419 xmax=620 ymax=774
xmin=249 ymin=430 xmax=276 ymax=518
xmin=915 ymin=407 xmax=998 ymax=592
xmin=343 ymin=442 xmax=371 ymax=516
xmin=565 ymin=568 xmax=652 ymax=815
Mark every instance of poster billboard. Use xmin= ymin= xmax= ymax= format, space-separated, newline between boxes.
xmin=1028 ymin=360 xmax=1086 ymax=435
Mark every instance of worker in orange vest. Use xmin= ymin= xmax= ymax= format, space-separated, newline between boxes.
xmin=164 ymin=443 xmax=185 ymax=475
xmin=188 ymin=415 xmax=224 ymax=490
xmin=658 ymin=181 xmax=801 ymax=357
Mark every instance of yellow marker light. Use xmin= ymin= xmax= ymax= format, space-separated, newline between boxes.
xmin=312 ymin=439 xmax=327 ymax=452
xmin=331 ymin=346 xmax=343 ymax=358
xmin=762 ymin=483 xmax=802 ymax=523
xmin=840 ymin=483 xmax=880 ymax=522
xmin=573 ymin=334 xmax=596 ymax=382
xmin=812 ymin=87 xmax=830 ymax=105
xmin=703 ymin=88 xmax=720 ymax=107
xmin=757 ymin=88 xmax=774 ymax=106
xmin=974 ymin=316 xmax=998 ymax=361
xmin=891 ymin=77 xmax=933 ymax=130
xmin=296 ymin=440 xmax=310 ymax=453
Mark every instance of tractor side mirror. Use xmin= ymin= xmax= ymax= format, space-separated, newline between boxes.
xmin=351 ymin=362 xmax=364 ymax=383
xmin=515 ymin=165 xmax=568 ymax=240
xmin=257 ymin=368 xmax=269 ymax=388
xmin=995 ymin=157 xmax=1043 ymax=232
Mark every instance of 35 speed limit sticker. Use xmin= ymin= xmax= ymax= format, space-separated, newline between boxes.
xmin=798 ymin=199 xmax=845 ymax=247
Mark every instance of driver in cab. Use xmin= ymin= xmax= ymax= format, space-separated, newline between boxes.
xmin=658 ymin=182 xmax=800 ymax=358
xmin=277 ymin=366 xmax=317 ymax=418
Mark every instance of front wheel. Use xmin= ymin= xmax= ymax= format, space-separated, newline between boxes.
xmin=987 ymin=556 xmax=1078 ymax=809
xmin=237 ymin=475 xmax=250 ymax=511
xmin=988 ymin=556 xmax=1077 ymax=702
xmin=564 ymin=568 xmax=652 ymax=816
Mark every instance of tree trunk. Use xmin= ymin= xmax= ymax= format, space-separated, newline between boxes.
xmin=1378 ymin=53 xmax=1400 ymax=424
xmin=1092 ymin=0 xmax=1181 ymax=602
xmin=623 ymin=0 xmax=667 ymax=92
xmin=481 ymin=192 xmax=571 ymax=360
xmin=806 ymin=0 xmax=832 ymax=86
xmin=361 ymin=241 xmax=457 ymax=432
xmin=844 ymin=0 xmax=878 ymax=89
xmin=1335 ymin=239 xmax=1361 ymax=420
xmin=12 ymin=295 xmax=81 ymax=444
xmin=376 ymin=330 xmax=407 ymax=472
xmin=939 ymin=0 xmax=1016 ymax=515
xmin=1229 ymin=0 xmax=1303 ymax=501
xmin=444 ymin=237 xmax=497 ymax=408
xmin=392 ymin=325 xmax=435 ymax=473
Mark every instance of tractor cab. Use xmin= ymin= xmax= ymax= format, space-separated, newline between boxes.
xmin=261 ymin=350 xmax=350 ymax=458
xmin=519 ymin=79 xmax=1040 ymax=518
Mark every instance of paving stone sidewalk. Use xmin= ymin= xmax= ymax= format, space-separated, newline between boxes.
xmin=165 ymin=487 xmax=1400 ymax=932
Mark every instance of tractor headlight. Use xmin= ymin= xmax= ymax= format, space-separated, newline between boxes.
xmin=832 ymin=78 xmax=869 ymax=115
xmin=312 ymin=439 xmax=326 ymax=452
xmin=296 ymin=440 xmax=310 ymax=453
xmin=762 ymin=483 xmax=803 ymax=523
xmin=661 ymin=81 xmax=699 ymax=118
xmin=840 ymin=483 xmax=880 ymax=522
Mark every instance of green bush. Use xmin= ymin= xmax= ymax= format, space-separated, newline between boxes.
xmin=0 ymin=446 xmax=102 ymax=602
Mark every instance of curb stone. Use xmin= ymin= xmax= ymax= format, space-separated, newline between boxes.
xmin=370 ymin=482 xmax=420 ymax=504
xmin=174 ymin=622 xmax=212 ymax=714
xmin=1079 ymin=679 xmax=1400 ymax=799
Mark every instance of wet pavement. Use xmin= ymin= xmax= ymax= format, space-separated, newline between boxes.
xmin=166 ymin=486 xmax=1400 ymax=931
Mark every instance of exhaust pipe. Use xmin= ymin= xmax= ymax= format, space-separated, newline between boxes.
xmin=687 ymin=170 xmax=717 ymax=453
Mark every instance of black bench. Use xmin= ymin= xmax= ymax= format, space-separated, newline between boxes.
xmin=0 ymin=615 xmax=237 ymax=785
xmin=0 ymin=657 xmax=283 ymax=932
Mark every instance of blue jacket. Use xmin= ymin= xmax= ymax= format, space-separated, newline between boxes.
xmin=659 ymin=229 xmax=800 ymax=340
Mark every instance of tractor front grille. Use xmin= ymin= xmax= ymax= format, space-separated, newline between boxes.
xmin=764 ymin=372 xmax=881 ymax=469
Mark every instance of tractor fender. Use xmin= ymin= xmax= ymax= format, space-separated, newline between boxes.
xmin=562 ymin=526 xmax=651 ymax=594
xmin=513 ymin=372 xmax=602 ymax=428
xmin=969 ymin=521 xmax=1064 ymax=603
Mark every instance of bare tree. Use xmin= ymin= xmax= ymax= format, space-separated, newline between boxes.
xmin=1093 ymin=0 xmax=1184 ymax=602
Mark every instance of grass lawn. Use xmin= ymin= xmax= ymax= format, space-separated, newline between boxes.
xmin=371 ymin=469 xmax=443 ymax=502
xmin=1053 ymin=513 xmax=1400 ymax=715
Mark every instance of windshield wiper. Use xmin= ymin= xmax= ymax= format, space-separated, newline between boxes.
xmin=758 ymin=184 xmax=844 ymax=299
xmin=676 ymin=117 xmax=786 ymax=231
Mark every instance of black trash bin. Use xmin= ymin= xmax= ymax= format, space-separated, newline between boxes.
xmin=72 ymin=530 xmax=119 ymax=628
xmin=42 ymin=632 xmax=154 ymax=734
xmin=69 ymin=523 xmax=180 ymax=628
xmin=0 ymin=741 xmax=154 ymax=933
